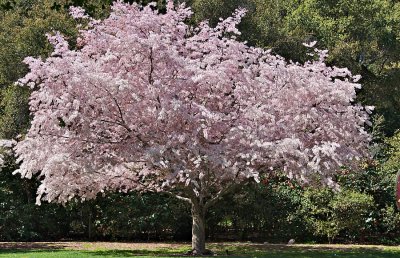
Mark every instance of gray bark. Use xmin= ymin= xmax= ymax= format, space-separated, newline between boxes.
xmin=191 ymin=202 xmax=206 ymax=255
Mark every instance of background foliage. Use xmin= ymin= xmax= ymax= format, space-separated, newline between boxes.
xmin=0 ymin=0 xmax=400 ymax=244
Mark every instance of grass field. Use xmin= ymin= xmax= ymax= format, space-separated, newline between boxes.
xmin=1 ymin=242 xmax=400 ymax=257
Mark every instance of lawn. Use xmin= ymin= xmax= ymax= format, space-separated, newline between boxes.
xmin=1 ymin=242 xmax=400 ymax=258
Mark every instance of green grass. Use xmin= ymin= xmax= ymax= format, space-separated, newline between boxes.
xmin=1 ymin=242 xmax=400 ymax=258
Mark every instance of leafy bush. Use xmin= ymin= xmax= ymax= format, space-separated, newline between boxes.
xmin=301 ymin=189 xmax=374 ymax=243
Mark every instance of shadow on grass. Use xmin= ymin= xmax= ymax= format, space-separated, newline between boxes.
xmin=86 ymin=248 xmax=195 ymax=257
xmin=207 ymin=243 xmax=400 ymax=258
xmin=88 ymin=249 xmax=162 ymax=257
xmin=0 ymin=242 xmax=70 ymax=255
xmin=213 ymin=243 xmax=390 ymax=252
xmin=0 ymin=242 xmax=68 ymax=250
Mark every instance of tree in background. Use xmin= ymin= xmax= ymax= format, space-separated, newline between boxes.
xmin=10 ymin=1 xmax=372 ymax=254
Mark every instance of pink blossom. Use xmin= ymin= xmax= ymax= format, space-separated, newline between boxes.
xmin=14 ymin=1 xmax=370 ymax=211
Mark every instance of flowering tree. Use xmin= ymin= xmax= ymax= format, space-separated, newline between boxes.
xmin=13 ymin=1 xmax=371 ymax=254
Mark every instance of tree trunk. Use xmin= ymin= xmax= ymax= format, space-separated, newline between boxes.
xmin=191 ymin=203 xmax=206 ymax=255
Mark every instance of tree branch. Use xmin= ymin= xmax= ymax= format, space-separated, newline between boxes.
xmin=165 ymin=191 xmax=192 ymax=204
xmin=148 ymin=48 xmax=154 ymax=85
